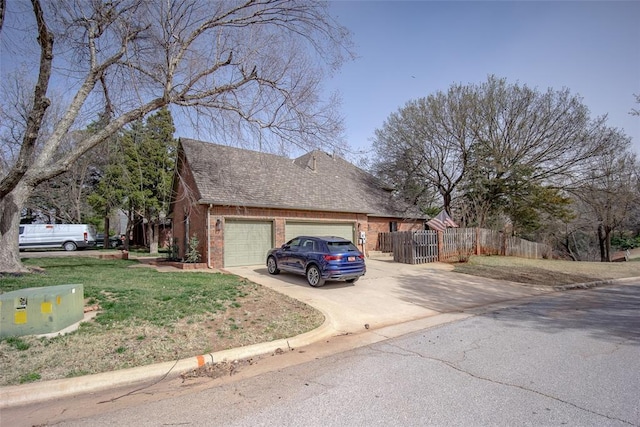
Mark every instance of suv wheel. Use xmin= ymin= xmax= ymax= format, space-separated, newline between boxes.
xmin=63 ymin=241 xmax=77 ymax=251
xmin=267 ymin=256 xmax=280 ymax=275
xmin=306 ymin=265 xmax=325 ymax=287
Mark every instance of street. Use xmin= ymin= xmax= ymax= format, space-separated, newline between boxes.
xmin=5 ymin=282 xmax=638 ymax=426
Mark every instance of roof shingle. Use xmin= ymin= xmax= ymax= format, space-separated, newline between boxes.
xmin=179 ymin=138 xmax=423 ymax=218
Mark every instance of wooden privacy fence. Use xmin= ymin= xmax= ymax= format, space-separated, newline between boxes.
xmin=390 ymin=231 xmax=438 ymax=264
xmin=378 ymin=228 xmax=551 ymax=265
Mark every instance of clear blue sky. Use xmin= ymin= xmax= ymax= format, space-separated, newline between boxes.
xmin=1 ymin=1 xmax=637 ymax=158
xmin=325 ymin=1 xmax=640 ymax=160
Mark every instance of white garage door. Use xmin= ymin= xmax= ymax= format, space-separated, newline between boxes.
xmin=285 ymin=222 xmax=355 ymax=242
xmin=224 ymin=220 xmax=273 ymax=267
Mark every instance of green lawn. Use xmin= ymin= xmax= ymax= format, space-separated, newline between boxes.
xmin=1 ymin=257 xmax=247 ymax=328
xmin=0 ymin=257 xmax=323 ymax=385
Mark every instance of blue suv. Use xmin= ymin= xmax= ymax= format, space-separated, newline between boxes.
xmin=266 ymin=236 xmax=366 ymax=287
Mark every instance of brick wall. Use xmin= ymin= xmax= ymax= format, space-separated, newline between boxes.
xmin=172 ymin=153 xmax=424 ymax=267
xmin=206 ymin=207 xmax=368 ymax=268
xmin=171 ymin=156 xmax=207 ymax=262
xmin=203 ymin=209 xmax=423 ymax=267
xmin=366 ymin=217 xmax=424 ymax=251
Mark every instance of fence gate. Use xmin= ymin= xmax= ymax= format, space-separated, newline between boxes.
xmin=380 ymin=228 xmax=550 ymax=265
xmin=392 ymin=230 xmax=438 ymax=264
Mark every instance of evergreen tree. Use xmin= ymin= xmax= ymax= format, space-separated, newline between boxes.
xmin=120 ymin=108 xmax=177 ymax=253
xmin=87 ymin=133 xmax=126 ymax=247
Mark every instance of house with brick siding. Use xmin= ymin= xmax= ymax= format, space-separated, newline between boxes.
xmin=170 ymin=138 xmax=425 ymax=268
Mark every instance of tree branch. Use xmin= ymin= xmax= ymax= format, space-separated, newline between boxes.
xmin=0 ymin=0 xmax=53 ymax=198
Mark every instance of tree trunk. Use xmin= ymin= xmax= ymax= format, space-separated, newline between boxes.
xmin=103 ymin=216 xmax=110 ymax=248
xmin=562 ymin=235 xmax=578 ymax=262
xmin=0 ymin=183 xmax=32 ymax=273
xmin=149 ymin=221 xmax=159 ymax=254
xmin=443 ymin=191 xmax=452 ymax=216
xmin=597 ymin=223 xmax=608 ymax=262
xmin=604 ymin=225 xmax=612 ymax=262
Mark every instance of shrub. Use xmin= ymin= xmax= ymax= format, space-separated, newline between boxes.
xmin=166 ymin=238 xmax=180 ymax=261
xmin=185 ymin=234 xmax=201 ymax=263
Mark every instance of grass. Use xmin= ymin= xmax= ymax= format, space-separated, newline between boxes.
xmin=4 ymin=337 xmax=30 ymax=351
xmin=2 ymin=258 xmax=244 ymax=328
xmin=0 ymin=257 xmax=324 ymax=386
xmin=453 ymin=255 xmax=640 ymax=286
xmin=2 ymin=254 xmax=638 ymax=386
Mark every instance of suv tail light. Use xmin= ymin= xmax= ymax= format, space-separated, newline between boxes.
xmin=84 ymin=232 xmax=88 ymax=242
xmin=323 ymin=255 xmax=343 ymax=261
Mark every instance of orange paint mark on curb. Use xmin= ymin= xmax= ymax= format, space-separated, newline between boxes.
xmin=196 ymin=355 xmax=205 ymax=367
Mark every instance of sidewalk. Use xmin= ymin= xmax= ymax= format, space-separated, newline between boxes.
xmin=1 ymin=258 xmax=628 ymax=408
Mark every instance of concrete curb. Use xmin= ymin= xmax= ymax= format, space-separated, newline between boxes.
xmin=552 ymin=276 xmax=639 ymax=291
xmin=1 ymin=275 xmax=638 ymax=409
xmin=0 ymin=318 xmax=336 ymax=409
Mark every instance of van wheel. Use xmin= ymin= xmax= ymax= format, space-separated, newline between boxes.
xmin=63 ymin=241 xmax=77 ymax=251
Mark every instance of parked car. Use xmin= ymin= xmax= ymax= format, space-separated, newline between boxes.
xmin=266 ymin=236 xmax=366 ymax=287
xmin=18 ymin=223 xmax=97 ymax=251
xmin=95 ymin=233 xmax=123 ymax=249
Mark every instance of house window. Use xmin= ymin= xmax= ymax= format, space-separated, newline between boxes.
xmin=389 ymin=221 xmax=398 ymax=232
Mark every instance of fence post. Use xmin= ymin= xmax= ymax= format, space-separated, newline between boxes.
xmin=437 ymin=231 xmax=444 ymax=262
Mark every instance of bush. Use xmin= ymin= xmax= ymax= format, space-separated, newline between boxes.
xmin=185 ymin=234 xmax=201 ymax=263
xmin=166 ymin=238 xmax=180 ymax=261
xmin=611 ymin=235 xmax=640 ymax=251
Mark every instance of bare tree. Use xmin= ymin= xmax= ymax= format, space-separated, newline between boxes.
xmin=371 ymin=83 xmax=473 ymax=215
xmin=372 ymin=76 xmax=612 ymax=230
xmin=0 ymin=0 xmax=5 ymax=32
xmin=27 ymin=130 xmax=102 ymax=224
xmin=0 ymin=0 xmax=354 ymax=273
xmin=571 ymin=129 xmax=639 ymax=262
xmin=631 ymin=94 xmax=640 ymax=116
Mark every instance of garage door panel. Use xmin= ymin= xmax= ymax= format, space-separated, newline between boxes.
xmin=224 ymin=220 xmax=273 ymax=267
xmin=285 ymin=222 xmax=354 ymax=242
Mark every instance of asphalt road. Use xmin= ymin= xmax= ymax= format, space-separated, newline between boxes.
xmin=10 ymin=282 xmax=637 ymax=427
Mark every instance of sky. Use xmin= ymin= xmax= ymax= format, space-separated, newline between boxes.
xmin=1 ymin=1 xmax=638 ymax=161
xmin=324 ymin=1 xmax=640 ymax=160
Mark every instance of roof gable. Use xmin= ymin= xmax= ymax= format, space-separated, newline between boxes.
xmin=178 ymin=138 xmax=423 ymax=218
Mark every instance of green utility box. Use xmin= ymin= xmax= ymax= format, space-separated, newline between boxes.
xmin=0 ymin=284 xmax=84 ymax=338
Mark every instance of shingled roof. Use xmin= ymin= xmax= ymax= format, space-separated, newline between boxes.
xmin=178 ymin=138 xmax=424 ymax=218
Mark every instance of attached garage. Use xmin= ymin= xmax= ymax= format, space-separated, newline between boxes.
xmin=224 ymin=220 xmax=273 ymax=267
xmin=172 ymin=139 xmax=427 ymax=269
xmin=285 ymin=221 xmax=355 ymax=242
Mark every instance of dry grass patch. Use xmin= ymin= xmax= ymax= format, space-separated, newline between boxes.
xmin=0 ymin=284 xmax=322 ymax=386
xmin=0 ymin=258 xmax=323 ymax=386
xmin=453 ymin=255 xmax=640 ymax=286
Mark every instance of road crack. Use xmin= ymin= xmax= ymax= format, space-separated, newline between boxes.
xmin=375 ymin=343 xmax=636 ymax=426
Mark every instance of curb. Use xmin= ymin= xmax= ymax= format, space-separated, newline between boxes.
xmin=552 ymin=276 xmax=639 ymax=291
xmin=1 ymin=276 xmax=638 ymax=408
xmin=0 ymin=317 xmax=336 ymax=409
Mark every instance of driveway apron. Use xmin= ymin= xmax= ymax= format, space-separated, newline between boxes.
xmin=225 ymin=259 xmax=550 ymax=334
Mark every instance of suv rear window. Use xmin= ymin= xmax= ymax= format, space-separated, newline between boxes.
xmin=326 ymin=241 xmax=358 ymax=253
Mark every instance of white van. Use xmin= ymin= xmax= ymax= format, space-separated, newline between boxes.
xmin=18 ymin=224 xmax=98 ymax=251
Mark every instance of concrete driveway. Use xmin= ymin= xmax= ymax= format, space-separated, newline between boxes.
xmin=225 ymin=258 xmax=551 ymax=335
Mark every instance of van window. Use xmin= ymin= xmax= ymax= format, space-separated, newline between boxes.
xmin=19 ymin=226 xmax=24 ymax=235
